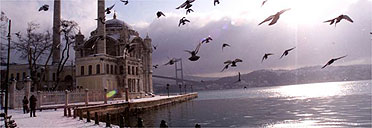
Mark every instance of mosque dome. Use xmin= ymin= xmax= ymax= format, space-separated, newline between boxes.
xmin=105 ymin=13 xmax=132 ymax=29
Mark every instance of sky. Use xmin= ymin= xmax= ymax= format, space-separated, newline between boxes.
xmin=0 ymin=0 xmax=371 ymax=77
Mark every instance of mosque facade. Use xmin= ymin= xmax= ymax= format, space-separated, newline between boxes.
xmin=74 ymin=0 xmax=153 ymax=96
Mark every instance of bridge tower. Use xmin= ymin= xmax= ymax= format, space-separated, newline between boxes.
xmin=174 ymin=58 xmax=184 ymax=86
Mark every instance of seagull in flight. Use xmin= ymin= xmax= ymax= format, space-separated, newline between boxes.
xmin=261 ymin=0 xmax=268 ymax=7
xmin=280 ymin=47 xmax=295 ymax=59
xmin=153 ymin=64 xmax=159 ymax=69
xmin=179 ymin=17 xmax=190 ymax=27
xmin=186 ymin=8 xmax=194 ymax=15
xmin=321 ymin=55 xmax=347 ymax=69
xmin=222 ymin=58 xmax=243 ymax=72
xmin=214 ymin=0 xmax=220 ymax=6
xmin=262 ymin=53 xmax=274 ymax=63
xmin=14 ymin=31 xmax=21 ymax=37
xmin=185 ymin=42 xmax=202 ymax=61
xmin=123 ymin=42 xmax=137 ymax=54
xmin=105 ymin=4 xmax=115 ymax=14
xmin=39 ymin=4 xmax=49 ymax=11
xmin=201 ymin=36 xmax=213 ymax=43
xmin=120 ymin=0 xmax=129 ymax=5
xmin=222 ymin=43 xmax=230 ymax=51
xmin=165 ymin=58 xmax=178 ymax=65
xmin=95 ymin=17 xmax=106 ymax=24
xmin=324 ymin=14 xmax=353 ymax=26
xmin=157 ymin=11 xmax=166 ymax=18
xmin=176 ymin=0 xmax=195 ymax=9
xmin=258 ymin=8 xmax=290 ymax=26
xmin=152 ymin=44 xmax=158 ymax=50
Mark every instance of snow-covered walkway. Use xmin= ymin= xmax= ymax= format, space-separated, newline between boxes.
xmin=7 ymin=109 xmax=118 ymax=128
xmin=3 ymin=94 xmax=192 ymax=127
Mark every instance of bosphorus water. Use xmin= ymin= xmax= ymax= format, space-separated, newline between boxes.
xmin=132 ymin=80 xmax=371 ymax=127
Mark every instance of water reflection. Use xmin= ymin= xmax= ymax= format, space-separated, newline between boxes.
xmin=123 ymin=80 xmax=371 ymax=127
xmin=271 ymin=82 xmax=344 ymax=99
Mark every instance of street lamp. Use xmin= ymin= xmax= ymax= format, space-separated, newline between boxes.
xmin=4 ymin=19 xmax=11 ymax=117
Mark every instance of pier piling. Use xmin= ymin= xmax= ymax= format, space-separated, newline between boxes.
xmin=68 ymin=108 xmax=71 ymax=117
xmin=87 ymin=111 xmax=91 ymax=122
xmin=106 ymin=113 xmax=111 ymax=127
xmin=94 ymin=112 xmax=99 ymax=125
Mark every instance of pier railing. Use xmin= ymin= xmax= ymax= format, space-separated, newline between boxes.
xmin=7 ymin=80 xmax=110 ymax=109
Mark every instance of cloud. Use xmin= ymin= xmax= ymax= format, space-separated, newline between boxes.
xmin=134 ymin=0 xmax=372 ymax=77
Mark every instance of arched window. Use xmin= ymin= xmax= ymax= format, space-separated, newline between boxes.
xmin=16 ymin=73 xmax=19 ymax=81
xmin=88 ymin=65 xmax=92 ymax=75
xmin=81 ymin=66 xmax=84 ymax=76
xmin=132 ymin=67 xmax=135 ymax=75
xmin=128 ymin=66 xmax=131 ymax=75
xmin=136 ymin=67 xmax=138 ymax=75
xmin=22 ymin=72 xmax=26 ymax=79
xmin=110 ymin=65 xmax=113 ymax=74
xmin=96 ymin=64 xmax=101 ymax=74
xmin=120 ymin=66 xmax=124 ymax=74
xmin=106 ymin=64 xmax=109 ymax=74
xmin=115 ymin=65 xmax=117 ymax=74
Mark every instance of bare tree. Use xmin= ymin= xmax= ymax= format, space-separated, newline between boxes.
xmin=52 ymin=20 xmax=79 ymax=90
xmin=12 ymin=22 xmax=53 ymax=90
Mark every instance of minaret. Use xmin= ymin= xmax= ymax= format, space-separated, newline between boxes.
xmin=97 ymin=0 xmax=106 ymax=54
xmin=52 ymin=0 xmax=61 ymax=64
xmin=144 ymin=34 xmax=153 ymax=93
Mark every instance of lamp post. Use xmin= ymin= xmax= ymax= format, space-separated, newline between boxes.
xmin=166 ymin=84 xmax=169 ymax=97
xmin=4 ymin=19 xmax=11 ymax=116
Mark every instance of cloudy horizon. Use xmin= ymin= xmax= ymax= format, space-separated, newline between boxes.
xmin=1 ymin=0 xmax=371 ymax=78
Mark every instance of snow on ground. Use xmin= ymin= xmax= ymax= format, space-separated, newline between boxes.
xmin=3 ymin=94 xmax=192 ymax=127
xmin=7 ymin=109 xmax=119 ymax=128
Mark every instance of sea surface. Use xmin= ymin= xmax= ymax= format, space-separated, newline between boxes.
xmin=132 ymin=80 xmax=372 ymax=127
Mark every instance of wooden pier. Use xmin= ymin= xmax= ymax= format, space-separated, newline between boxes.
xmin=73 ymin=93 xmax=198 ymax=125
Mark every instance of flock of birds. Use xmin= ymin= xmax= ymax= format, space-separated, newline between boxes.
xmin=36 ymin=0 xmax=359 ymax=82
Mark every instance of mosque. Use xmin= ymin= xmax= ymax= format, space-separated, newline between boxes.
xmin=4 ymin=0 xmax=154 ymax=98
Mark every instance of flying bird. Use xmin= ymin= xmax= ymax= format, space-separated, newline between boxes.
xmin=258 ymin=8 xmax=290 ymax=26
xmin=214 ymin=0 xmax=220 ymax=6
xmin=221 ymin=64 xmax=229 ymax=72
xmin=156 ymin=11 xmax=165 ymax=18
xmin=280 ymin=47 xmax=295 ymax=59
xmin=39 ymin=4 xmax=49 ymax=11
xmin=185 ymin=42 xmax=202 ymax=61
xmin=222 ymin=43 xmax=230 ymax=51
xmin=201 ymin=36 xmax=213 ymax=43
xmin=14 ymin=31 xmax=21 ymax=37
xmin=153 ymin=64 xmax=159 ymax=69
xmin=324 ymin=14 xmax=353 ymax=26
xmin=95 ymin=17 xmax=106 ymax=24
xmin=120 ymin=0 xmax=129 ymax=5
xmin=123 ymin=42 xmax=137 ymax=54
xmin=262 ymin=53 xmax=274 ymax=63
xmin=105 ymin=4 xmax=115 ymax=14
xmin=222 ymin=58 xmax=243 ymax=72
xmin=186 ymin=8 xmax=194 ymax=15
xmin=165 ymin=58 xmax=178 ymax=65
xmin=221 ymin=59 xmax=243 ymax=72
xmin=178 ymin=17 xmax=190 ymax=27
xmin=176 ymin=0 xmax=195 ymax=9
xmin=321 ymin=55 xmax=347 ymax=69
xmin=152 ymin=44 xmax=158 ymax=50
xmin=261 ymin=0 xmax=268 ymax=7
